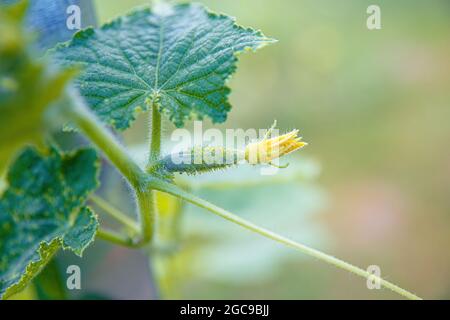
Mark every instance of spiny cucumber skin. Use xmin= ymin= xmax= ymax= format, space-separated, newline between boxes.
xmin=156 ymin=147 xmax=244 ymax=175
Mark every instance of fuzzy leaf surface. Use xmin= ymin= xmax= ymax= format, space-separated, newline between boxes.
xmin=0 ymin=147 xmax=99 ymax=299
xmin=52 ymin=3 xmax=274 ymax=129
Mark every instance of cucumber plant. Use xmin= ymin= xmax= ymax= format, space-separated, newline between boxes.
xmin=0 ymin=1 xmax=420 ymax=300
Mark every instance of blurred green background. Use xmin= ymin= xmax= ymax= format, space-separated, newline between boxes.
xmin=12 ymin=0 xmax=450 ymax=299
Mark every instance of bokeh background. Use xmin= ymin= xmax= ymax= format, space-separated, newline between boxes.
xmin=9 ymin=0 xmax=450 ymax=299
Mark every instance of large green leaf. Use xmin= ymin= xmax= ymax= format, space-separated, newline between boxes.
xmin=0 ymin=146 xmax=100 ymax=300
xmin=51 ymin=3 xmax=274 ymax=129
xmin=0 ymin=1 xmax=76 ymax=172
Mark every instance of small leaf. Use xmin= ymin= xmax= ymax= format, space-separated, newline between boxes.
xmin=0 ymin=146 xmax=100 ymax=300
xmin=51 ymin=3 xmax=275 ymax=129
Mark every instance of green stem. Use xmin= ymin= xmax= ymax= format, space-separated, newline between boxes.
xmin=90 ymin=194 xmax=140 ymax=234
xmin=138 ymin=103 xmax=162 ymax=243
xmin=150 ymin=179 xmax=422 ymax=300
xmin=145 ymin=104 xmax=163 ymax=296
xmin=136 ymin=189 xmax=156 ymax=244
xmin=149 ymin=104 xmax=161 ymax=163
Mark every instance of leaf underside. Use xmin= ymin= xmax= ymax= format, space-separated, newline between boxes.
xmin=51 ymin=3 xmax=274 ymax=129
xmin=0 ymin=147 xmax=100 ymax=300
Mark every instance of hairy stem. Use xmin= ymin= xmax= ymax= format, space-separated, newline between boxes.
xmin=138 ymin=103 xmax=162 ymax=243
xmin=136 ymin=189 xmax=156 ymax=244
xmin=149 ymin=104 xmax=161 ymax=163
xmin=144 ymin=104 xmax=163 ymax=295
xmin=150 ymin=179 xmax=422 ymax=300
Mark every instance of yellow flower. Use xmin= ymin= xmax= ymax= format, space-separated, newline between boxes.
xmin=245 ymin=123 xmax=307 ymax=166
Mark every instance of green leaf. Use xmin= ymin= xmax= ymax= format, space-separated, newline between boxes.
xmin=51 ymin=3 xmax=275 ymax=129
xmin=0 ymin=146 xmax=100 ymax=300
xmin=0 ymin=1 xmax=77 ymax=172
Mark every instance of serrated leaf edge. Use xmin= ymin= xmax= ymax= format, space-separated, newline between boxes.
xmin=48 ymin=2 xmax=276 ymax=129
xmin=0 ymin=146 xmax=101 ymax=300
